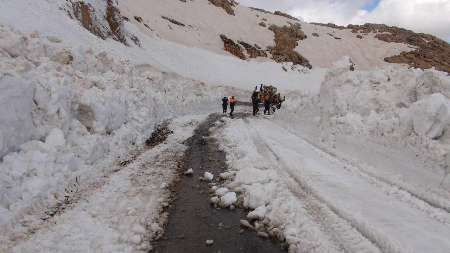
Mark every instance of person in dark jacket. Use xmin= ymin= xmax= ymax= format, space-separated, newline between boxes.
xmin=229 ymin=96 xmax=237 ymax=117
xmin=222 ymin=96 xmax=228 ymax=113
xmin=251 ymin=90 xmax=260 ymax=116
xmin=263 ymin=94 xmax=271 ymax=115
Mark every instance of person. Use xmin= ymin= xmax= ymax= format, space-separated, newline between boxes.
xmin=229 ymin=95 xmax=237 ymax=117
xmin=263 ymin=94 xmax=271 ymax=115
xmin=222 ymin=96 xmax=228 ymax=113
xmin=251 ymin=89 xmax=259 ymax=116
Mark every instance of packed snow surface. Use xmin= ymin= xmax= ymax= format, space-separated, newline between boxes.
xmin=217 ymin=116 xmax=450 ymax=252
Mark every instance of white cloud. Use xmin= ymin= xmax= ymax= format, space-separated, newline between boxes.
xmin=353 ymin=0 xmax=450 ymax=41
xmin=238 ymin=0 xmax=450 ymax=41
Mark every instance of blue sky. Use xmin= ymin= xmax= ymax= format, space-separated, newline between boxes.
xmin=362 ymin=0 xmax=380 ymax=11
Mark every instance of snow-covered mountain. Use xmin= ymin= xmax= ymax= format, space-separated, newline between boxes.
xmin=1 ymin=0 xmax=450 ymax=252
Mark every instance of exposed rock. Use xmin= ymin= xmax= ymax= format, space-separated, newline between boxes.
xmin=134 ymin=16 xmax=143 ymax=23
xmin=312 ymin=32 xmax=319 ymax=37
xmin=71 ymin=1 xmax=104 ymax=39
xmin=161 ymin=16 xmax=186 ymax=27
xmin=69 ymin=0 xmax=130 ymax=45
xmin=50 ymin=50 xmax=74 ymax=65
xmin=311 ymin=22 xmax=347 ymax=30
xmin=268 ymin=23 xmax=311 ymax=68
xmin=349 ymin=23 xmax=450 ymax=73
xmin=273 ymin=11 xmax=300 ymax=21
xmin=356 ymin=34 xmax=363 ymax=39
xmin=258 ymin=22 xmax=267 ymax=28
xmin=327 ymin=33 xmax=342 ymax=40
xmin=105 ymin=0 xmax=127 ymax=44
xmin=208 ymin=0 xmax=237 ymax=15
xmin=238 ymin=41 xmax=267 ymax=58
xmin=220 ymin=34 xmax=246 ymax=60
xmin=249 ymin=7 xmax=272 ymax=14
xmin=76 ymin=103 xmax=95 ymax=133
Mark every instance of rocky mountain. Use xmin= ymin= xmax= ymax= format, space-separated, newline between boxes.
xmin=100 ymin=0 xmax=448 ymax=72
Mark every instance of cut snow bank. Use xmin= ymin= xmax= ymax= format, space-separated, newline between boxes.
xmin=0 ymin=24 xmax=243 ymax=252
xmin=0 ymin=76 xmax=35 ymax=157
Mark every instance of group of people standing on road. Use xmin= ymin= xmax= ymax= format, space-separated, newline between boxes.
xmin=221 ymin=84 xmax=285 ymax=117
xmin=252 ymin=84 xmax=285 ymax=116
xmin=222 ymin=96 xmax=237 ymax=117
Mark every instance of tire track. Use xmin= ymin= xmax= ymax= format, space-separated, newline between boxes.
xmin=280 ymin=124 xmax=450 ymax=215
xmin=251 ymin=129 xmax=385 ymax=253
xmin=279 ymin=126 xmax=450 ymax=222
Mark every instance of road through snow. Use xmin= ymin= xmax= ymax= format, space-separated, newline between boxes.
xmin=217 ymin=117 xmax=450 ymax=253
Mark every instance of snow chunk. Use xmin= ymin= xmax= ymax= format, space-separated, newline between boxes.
xmin=0 ymin=75 xmax=35 ymax=158
xmin=184 ymin=168 xmax=194 ymax=176
xmin=45 ymin=128 xmax=66 ymax=148
xmin=220 ymin=192 xmax=237 ymax=207
xmin=247 ymin=206 xmax=267 ymax=220
xmin=204 ymin=172 xmax=214 ymax=181
xmin=410 ymin=93 xmax=450 ymax=139
xmin=215 ymin=187 xmax=229 ymax=196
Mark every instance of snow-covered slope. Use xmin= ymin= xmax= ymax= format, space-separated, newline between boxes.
xmin=118 ymin=0 xmax=411 ymax=70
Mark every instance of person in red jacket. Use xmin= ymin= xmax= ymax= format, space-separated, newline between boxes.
xmin=228 ymin=96 xmax=237 ymax=117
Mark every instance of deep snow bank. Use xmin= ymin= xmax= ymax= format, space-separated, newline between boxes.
xmin=280 ymin=58 xmax=450 ymax=162
xmin=0 ymin=76 xmax=35 ymax=157
xmin=0 ymin=24 xmax=242 ymax=249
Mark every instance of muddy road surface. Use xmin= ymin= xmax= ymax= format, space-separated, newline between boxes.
xmin=154 ymin=113 xmax=285 ymax=253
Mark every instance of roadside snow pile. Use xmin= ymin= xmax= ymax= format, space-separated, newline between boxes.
xmin=0 ymin=76 xmax=35 ymax=157
xmin=0 ymin=24 xmax=238 ymax=250
xmin=282 ymin=58 xmax=450 ymax=161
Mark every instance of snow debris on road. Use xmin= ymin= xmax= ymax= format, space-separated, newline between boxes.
xmin=203 ymin=172 xmax=214 ymax=181
xmin=219 ymin=192 xmax=237 ymax=207
xmin=184 ymin=168 xmax=194 ymax=176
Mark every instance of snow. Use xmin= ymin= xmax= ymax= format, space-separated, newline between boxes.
xmin=0 ymin=75 xmax=35 ymax=158
xmin=220 ymin=192 xmax=237 ymax=207
xmin=118 ymin=0 xmax=411 ymax=70
xmin=204 ymin=171 xmax=214 ymax=181
xmin=45 ymin=128 xmax=66 ymax=148
xmin=0 ymin=23 xmax=242 ymax=252
xmin=0 ymin=0 xmax=327 ymax=93
xmin=215 ymin=187 xmax=230 ymax=196
xmin=247 ymin=206 xmax=267 ymax=220
xmin=1 ymin=0 xmax=450 ymax=252
xmin=184 ymin=168 xmax=194 ymax=176
xmin=410 ymin=93 xmax=450 ymax=139
xmin=217 ymin=117 xmax=450 ymax=252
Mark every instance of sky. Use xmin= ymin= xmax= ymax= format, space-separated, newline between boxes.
xmin=238 ymin=0 xmax=450 ymax=42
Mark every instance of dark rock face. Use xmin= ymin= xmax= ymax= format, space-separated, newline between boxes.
xmin=220 ymin=34 xmax=246 ymax=59
xmin=162 ymin=16 xmax=186 ymax=27
xmin=311 ymin=22 xmax=347 ymax=30
xmin=273 ymin=11 xmax=300 ymax=21
xmin=208 ymin=0 xmax=237 ymax=15
xmin=350 ymin=24 xmax=450 ymax=73
xmin=238 ymin=41 xmax=267 ymax=58
xmin=268 ymin=23 xmax=312 ymax=68
xmin=69 ymin=0 xmax=134 ymax=46
xmin=105 ymin=0 xmax=127 ymax=44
